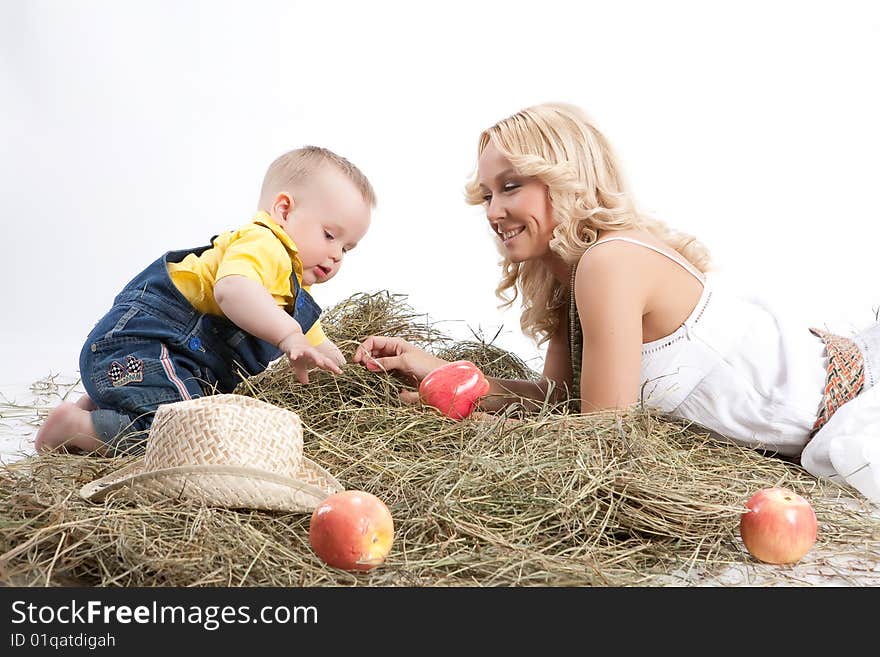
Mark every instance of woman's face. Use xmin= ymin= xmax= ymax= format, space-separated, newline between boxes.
xmin=477 ymin=140 xmax=556 ymax=263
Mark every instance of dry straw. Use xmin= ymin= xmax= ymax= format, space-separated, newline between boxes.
xmin=1 ymin=291 xmax=879 ymax=586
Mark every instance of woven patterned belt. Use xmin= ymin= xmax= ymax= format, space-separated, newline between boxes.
xmin=809 ymin=328 xmax=865 ymax=435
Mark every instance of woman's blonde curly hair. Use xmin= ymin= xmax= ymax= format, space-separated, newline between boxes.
xmin=464 ymin=102 xmax=711 ymax=345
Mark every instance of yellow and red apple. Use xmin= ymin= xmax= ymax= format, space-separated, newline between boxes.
xmin=309 ymin=490 xmax=394 ymax=571
xmin=418 ymin=360 xmax=489 ymax=420
xmin=739 ymin=487 xmax=817 ymax=564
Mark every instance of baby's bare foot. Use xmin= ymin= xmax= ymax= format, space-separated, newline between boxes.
xmin=75 ymin=394 xmax=97 ymax=411
xmin=35 ymin=402 xmax=103 ymax=453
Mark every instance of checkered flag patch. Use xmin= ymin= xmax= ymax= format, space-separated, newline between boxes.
xmin=108 ymin=355 xmax=145 ymax=387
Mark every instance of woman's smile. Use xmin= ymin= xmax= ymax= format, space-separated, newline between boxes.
xmin=498 ymin=225 xmax=525 ymax=244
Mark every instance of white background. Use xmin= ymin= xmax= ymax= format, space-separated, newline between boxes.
xmin=2 ymin=0 xmax=879 ymax=388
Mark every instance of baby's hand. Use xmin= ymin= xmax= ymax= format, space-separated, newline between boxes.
xmin=278 ymin=331 xmax=343 ymax=384
xmin=315 ymin=338 xmax=346 ymax=368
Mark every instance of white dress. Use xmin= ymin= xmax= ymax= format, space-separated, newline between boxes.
xmin=575 ymin=237 xmax=880 ymax=503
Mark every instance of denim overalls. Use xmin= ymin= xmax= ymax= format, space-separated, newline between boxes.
xmin=79 ymin=239 xmax=321 ymax=455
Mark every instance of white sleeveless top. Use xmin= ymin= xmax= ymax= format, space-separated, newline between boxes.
xmin=583 ymin=237 xmax=827 ymax=456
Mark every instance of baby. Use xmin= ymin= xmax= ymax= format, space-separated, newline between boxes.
xmin=36 ymin=145 xmax=375 ymax=455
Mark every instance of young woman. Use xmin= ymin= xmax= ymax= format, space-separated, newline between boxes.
xmin=353 ymin=102 xmax=879 ymax=504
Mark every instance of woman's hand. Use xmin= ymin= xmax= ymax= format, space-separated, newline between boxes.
xmin=353 ymin=336 xmax=448 ymax=387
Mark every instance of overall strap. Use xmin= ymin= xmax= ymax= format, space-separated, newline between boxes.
xmin=249 ymin=221 xmax=304 ymax=302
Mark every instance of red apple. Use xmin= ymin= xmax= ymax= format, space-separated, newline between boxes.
xmin=739 ymin=487 xmax=817 ymax=564
xmin=418 ymin=360 xmax=490 ymax=420
xmin=309 ymin=490 xmax=394 ymax=571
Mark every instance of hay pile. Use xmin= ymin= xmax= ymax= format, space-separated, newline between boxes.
xmin=2 ymin=292 xmax=879 ymax=586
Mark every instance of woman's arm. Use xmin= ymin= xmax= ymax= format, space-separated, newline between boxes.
xmin=573 ymin=244 xmax=649 ymax=412
xmin=477 ymin=312 xmax=573 ymax=412
xmin=355 ymin=321 xmax=573 ymax=412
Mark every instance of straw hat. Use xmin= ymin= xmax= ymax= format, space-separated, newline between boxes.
xmin=80 ymin=394 xmax=343 ymax=512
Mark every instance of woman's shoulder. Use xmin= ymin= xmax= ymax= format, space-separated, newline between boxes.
xmin=573 ymin=229 xmax=708 ymax=329
xmin=573 ymin=231 xmax=658 ymax=305
xmin=577 ymin=229 xmax=704 ymax=282
xmin=576 ymin=230 xmax=664 ymax=274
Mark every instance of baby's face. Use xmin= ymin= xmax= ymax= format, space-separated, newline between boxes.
xmin=279 ymin=167 xmax=371 ymax=286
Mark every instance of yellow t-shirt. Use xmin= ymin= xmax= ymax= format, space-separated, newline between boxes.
xmin=167 ymin=212 xmax=326 ymax=346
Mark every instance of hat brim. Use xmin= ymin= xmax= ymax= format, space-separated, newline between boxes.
xmin=80 ymin=457 xmax=343 ymax=513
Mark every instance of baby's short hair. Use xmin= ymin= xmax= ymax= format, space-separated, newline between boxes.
xmin=258 ymin=145 xmax=377 ymax=210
